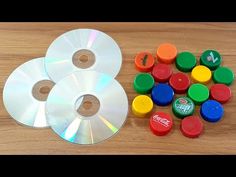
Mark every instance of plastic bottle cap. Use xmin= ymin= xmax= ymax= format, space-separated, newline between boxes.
xmin=180 ymin=116 xmax=203 ymax=138
xmin=191 ymin=65 xmax=212 ymax=84
xmin=213 ymin=66 xmax=234 ymax=85
xmin=151 ymin=63 xmax=173 ymax=82
xmin=156 ymin=43 xmax=177 ymax=64
xmin=200 ymin=50 xmax=222 ymax=70
xmin=210 ymin=84 xmax=232 ymax=104
xmin=133 ymin=73 xmax=155 ymax=94
xmin=187 ymin=83 xmax=209 ymax=105
xmin=200 ymin=100 xmax=224 ymax=123
xmin=149 ymin=112 xmax=173 ymax=136
xmin=151 ymin=83 xmax=174 ymax=106
xmin=135 ymin=52 xmax=155 ymax=72
xmin=172 ymin=97 xmax=195 ymax=119
xmin=176 ymin=52 xmax=197 ymax=72
xmin=169 ymin=72 xmax=190 ymax=94
xmin=132 ymin=95 xmax=153 ymax=117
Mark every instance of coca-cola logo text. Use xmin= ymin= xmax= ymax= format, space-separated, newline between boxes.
xmin=153 ymin=115 xmax=170 ymax=127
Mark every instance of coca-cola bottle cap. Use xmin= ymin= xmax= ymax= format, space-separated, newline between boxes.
xmin=149 ymin=112 xmax=173 ymax=136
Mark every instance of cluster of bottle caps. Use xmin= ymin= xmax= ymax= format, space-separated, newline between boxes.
xmin=132 ymin=43 xmax=234 ymax=138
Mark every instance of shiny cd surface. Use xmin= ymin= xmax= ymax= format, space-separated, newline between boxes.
xmin=3 ymin=58 xmax=55 ymax=128
xmin=45 ymin=29 xmax=122 ymax=82
xmin=46 ymin=71 xmax=128 ymax=144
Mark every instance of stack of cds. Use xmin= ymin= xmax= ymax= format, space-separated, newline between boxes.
xmin=3 ymin=29 xmax=128 ymax=145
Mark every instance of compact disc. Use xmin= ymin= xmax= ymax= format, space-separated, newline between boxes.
xmin=46 ymin=71 xmax=128 ymax=144
xmin=3 ymin=58 xmax=55 ymax=128
xmin=45 ymin=29 xmax=122 ymax=82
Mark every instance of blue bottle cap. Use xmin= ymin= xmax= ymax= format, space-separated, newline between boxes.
xmin=200 ymin=100 xmax=224 ymax=122
xmin=151 ymin=83 xmax=174 ymax=106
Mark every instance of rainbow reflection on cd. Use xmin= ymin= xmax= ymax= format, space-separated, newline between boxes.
xmin=46 ymin=71 xmax=128 ymax=144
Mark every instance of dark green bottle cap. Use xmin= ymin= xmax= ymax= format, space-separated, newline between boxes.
xmin=176 ymin=52 xmax=197 ymax=72
xmin=172 ymin=97 xmax=195 ymax=119
xmin=187 ymin=83 xmax=209 ymax=105
xmin=133 ymin=73 xmax=155 ymax=94
xmin=200 ymin=50 xmax=222 ymax=70
xmin=213 ymin=66 xmax=234 ymax=85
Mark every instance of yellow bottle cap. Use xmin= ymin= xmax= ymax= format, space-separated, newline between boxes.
xmin=191 ymin=65 xmax=212 ymax=84
xmin=132 ymin=95 xmax=153 ymax=117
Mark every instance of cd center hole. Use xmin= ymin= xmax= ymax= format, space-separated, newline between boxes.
xmin=76 ymin=94 xmax=100 ymax=117
xmin=82 ymin=101 xmax=93 ymax=110
xmin=72 ymin=49 xmax=95 ymax=69
xmin=39 ymin=86 xmax=51 ymax=94
xmin=79 ymin=55 xmax=89 ymax=63
xmin=32 ymin=80 xmax=55 ymax=101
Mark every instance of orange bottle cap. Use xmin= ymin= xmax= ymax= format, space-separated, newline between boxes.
xmin=157 ymin=43 xmax=177 ymax=64
xmin=135 ymin=51 xmax=155 ymax=72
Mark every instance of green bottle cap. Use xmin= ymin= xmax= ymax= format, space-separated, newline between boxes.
xmin=133 ymin=73 xmax=155 ymax=94
xmin=176 ymin=52 xmax=197 ymax=72
xmin=187 ymin=83 xmax=209 ymax=105
xmin=213 ymin=66 xmax=234 ymax=85
xmin=200 ymin=50 xmax=222 ymax=70
xmin=172 ymin=97 xmax=195 ymax=119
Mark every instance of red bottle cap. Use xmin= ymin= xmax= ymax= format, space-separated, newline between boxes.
xmin=134 ymin=52 xmax=155 ymax=72
xmin=151 ymin=63 xmax=173 ymax=82
xmin=149 ymin=112 xmax=173 ymax=136
xmin=169 ymin=72 xmax=190 ymax=94
xmin=210 ymin=84 xmax=232 ymax=104
xmin=180 ymin=116 xmax=203 ymax=138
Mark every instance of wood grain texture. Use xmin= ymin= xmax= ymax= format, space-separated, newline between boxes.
xmin=0 ymin=22 xmax=235 ymax=154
